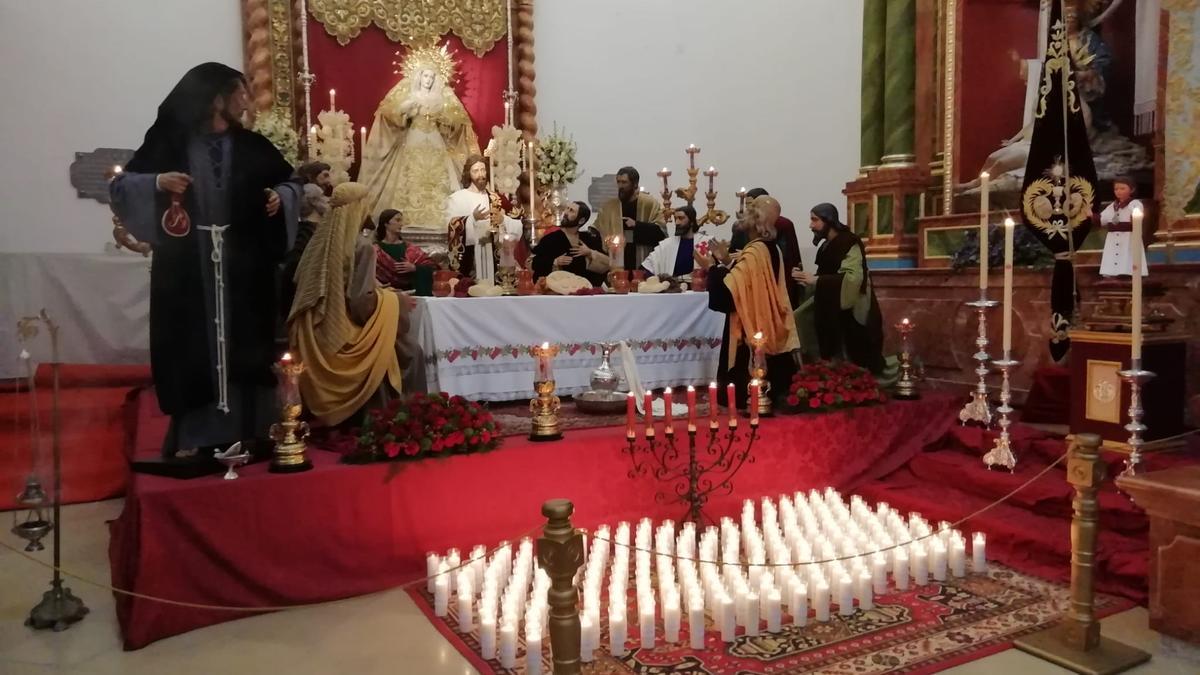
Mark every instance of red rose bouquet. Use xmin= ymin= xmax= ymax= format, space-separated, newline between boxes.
xmin=346 ymin=392 xmax=501 ymax=463
xmin=786 ymin=361 xmax=886 ymax=413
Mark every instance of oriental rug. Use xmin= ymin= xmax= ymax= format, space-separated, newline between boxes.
xmin=408 ymin=563 xmax=1132 ymax=675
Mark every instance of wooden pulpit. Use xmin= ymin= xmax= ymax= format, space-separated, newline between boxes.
xmin=1117 ymin=467 xmax=1200 ymax=644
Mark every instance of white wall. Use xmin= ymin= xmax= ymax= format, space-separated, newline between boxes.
xmin=536 ymin=0 xmax=864 ymax=265
xmin=0 ymin=0 xmax=243 ymax=254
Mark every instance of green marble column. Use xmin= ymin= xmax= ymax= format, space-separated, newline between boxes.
xmin=860 ymin=0 xmax=887 ymax=172
xmin=882 ymin=0 xmax=916 ymax=166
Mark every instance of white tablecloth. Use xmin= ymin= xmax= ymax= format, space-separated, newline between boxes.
xmin=408 ymin=293 xmax=724 ymax=401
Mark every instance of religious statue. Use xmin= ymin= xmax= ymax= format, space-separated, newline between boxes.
xmin=360 ymin=45 xmax=480 ymax=231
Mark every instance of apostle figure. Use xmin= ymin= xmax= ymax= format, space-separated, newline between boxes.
xmin=530 ymin=201 xmax=609 ymax=285
xmin=729 ymin=187 xmax=801 ymax=305
xmin=281 ymin=183 xmax=331 ymax=321
xmin=360 ymin=45 xmax=479 ymax=229
xmin=642 ymin=205 xmax=704 ymax=278
xmin=110 ymin=63 xmax=300 ymax=458
xmin=374 ymin=209 xmax=436 ymax=292
xmin=792 ymin=203 xmax=889 ymax=375
xmin=445 ymin=154 xmax=525 ymax=282
xmin=1097 ymin=176 xmax=1147 ymax=278
xmin=697 ymin=196 xmax=800 ymax=407
xmin=288 ymin=182 xmax=409 ymax=425
xmin=595 ymin=167 xmax=666 ymax=269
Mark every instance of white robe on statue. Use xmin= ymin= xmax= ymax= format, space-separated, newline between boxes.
xmin=1099 ymin=199 xmax=1148 ymax=277
xmin=642 ymin=221 xmax=733 ymax=277
xmin=445 ymin=188 xmax=523 ymax=283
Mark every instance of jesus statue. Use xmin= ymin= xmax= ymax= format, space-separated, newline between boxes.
xmin=360 ymin=45 xmax=479 ymax=231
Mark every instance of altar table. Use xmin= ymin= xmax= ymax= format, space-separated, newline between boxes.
xmin=407 ymin=293 xmax=724 ymax=401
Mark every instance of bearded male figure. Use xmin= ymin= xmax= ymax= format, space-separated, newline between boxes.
xmin=444 ymin=154 xmax=525 ymax=282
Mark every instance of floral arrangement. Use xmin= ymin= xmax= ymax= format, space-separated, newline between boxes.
xmin=786 ymin=361 xmax=886 ymax=412
xmin=951 ymin=223 xmax=1053 ymax=271
xmin=346 ymin=392 xmax=501 ymax=463
xmin=251 ymin=109 xmax=300 ymax=166
xmin=536 ymin=123 xmax=580 ymax=187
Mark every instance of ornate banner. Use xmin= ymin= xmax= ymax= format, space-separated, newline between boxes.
xmin=309 ymin=0 xmax=508 ymax=55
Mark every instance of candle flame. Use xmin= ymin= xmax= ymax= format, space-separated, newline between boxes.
xmin=752 ymin=331 xmax=763 ymax=341
xmin=281 ymin=352 xmax=293 ymax=362
xmin=1132 ymin=207 xmax=1143 ymax=217
xmin=687 ymin=385 xmax=695 ymax=391
xmin=709 ymin=381 xmax=717 ymax=388
xmin=540 ymin=341 xmax=549 ymax=349
xmin=664 ymin=387 xmax=672 ymax=394
xmin=980 ymin=171 xmax=989 ymax=179
xmin=1003 ymin=217 xmax=1015 ymax=228
xmin=113 ymin=164 xmax=123 ymax=174
xmin=645 ymin=390 xmax=652 ymax=396
xmin=901 ymin=317 xmax=910 ymax=325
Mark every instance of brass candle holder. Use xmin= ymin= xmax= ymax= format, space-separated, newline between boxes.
xmin=1118 ymin=362 xmax=1155 ymax=478
xmin=676 ymin=145 xmax=702 ymax=208
xmin=269 ymin=353 xmax=313 ymax=473
xmin=700 ymin=166 xmax=730 ymax=226
xmin=982 ymin=353 xmax=1019 ymax=471
xmin=735 ymin=187 xmax=748 ymax=218
xmin=959 ymin=293 xmax=999 ymax=427
xmin=529 ymin=343 xmax=563 ymax=441
xmin=748 ymin=332 xmax=773 ymax=417
xmin=657 ymin=167 xmax=673 ymax=221
xmin=894 ymin=318 xmax=919 ymax=400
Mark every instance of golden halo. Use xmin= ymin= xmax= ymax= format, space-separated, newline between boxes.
xmin=396 ymin=44 xmax=458 ymax=86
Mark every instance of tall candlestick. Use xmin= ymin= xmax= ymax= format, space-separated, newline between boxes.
xmin=708 ymin=382 xmax=719 ymax=427
xmin=329 ymin=88 xmax=336 ymax=110
xmin=979 ymin=172 xmax=990 ymax=290
xmin=687 ymin=144 xmax=698 ymax=170
xmin=726 ymin=383 xmax=737 ymax=425
xmin=686 ymin=385 xmax=697 ymax=430
xmin=663 ymin=388 xmax=674 ymax=430
xmin=1131 ymin=207 xmax=1144 ymax=360
xmin=644 ymin=390 xmax=653 ymax=424
xmin=626 ymin=392 xmax=636 ymax=439
xmin=749 ymin=380 xmax=760 ymax=425
xmin=360 ymin=126 xmax=366 ymax=161
xmin=705 ymin=166 xmax=717 ymax=193
xmin=527 ymin=141 xmax=536 ymax=228
xmin=1001 ymin=218 xmax=1015 ymax=353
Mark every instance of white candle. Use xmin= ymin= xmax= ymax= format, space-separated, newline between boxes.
xmin=837 ymin=574 xmax=855 ymax=616
xmin=457 ymin=579 xmax=474 ymax=632
xmin=857 ymin=570 xmax=874 ymax=611
xmin=359 ymin=125 xmax=366 ymax=160
xmin=790 ymin=581 xmax=808 ymax=626
xmin=579 ymin=614 xmax=594 ymax=662
xmin=426 ymin=552 xmax=440 ymax=593
xmin=813 ymin=577 xmax=831 ymax=622
xmin=979 ymin=172 xmax=990 ymax=290
xmin=477 ymin=615 xmax=495 ymax=659
xmin=434 ymin=575 xmax=449 ymax=616
xmin=766 ymin=588 xmax=782 ymax=633
xmin=950 ymin=538 xmax=967 ymax=578
xmin=872 ymin=554 xmax=888 ymax=595
xmin=527 ymin=141 xmax=536 ymax=227
xmin=931 ymin=541 xmax=948 ymax=581
xmin=720 ymin=594 xmax=736 ymax=642
xmin=688 ymin=596 xmax=705 ymax=649
xmin=744 ymin=593 xmax=760 ymax=636
xmin=1131 ymin=207 xmax=1144 ymax=360
xmin=499 ymin=623 xmax=517 ymax=668
xmin=610 ymin=607 xmax=627 ymax=656
xmin=912 ymin=546 xmax=929 ymax=586
xmin=525 ymin=625 xmax=542 ymax=675
xmin=664 ymin=597 xmax=680 ymax=643
xmin=329 ymin=88 xmax=336 ymax=110
xmin=972 ymin=533 xmax=988 ymax=573
xmin=893 ymin=548 xmax=910 ymax=591
xmin=1002 ymin=217 xmax=1015 ymax=354
xmin=639 ymin=602 xmax=656 ymax=647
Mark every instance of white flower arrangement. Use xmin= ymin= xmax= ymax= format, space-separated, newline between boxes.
xmin=252 ymin=109 xmax=300 ymax=167
xmin=535 ymin=123 xmax=580 ymax=187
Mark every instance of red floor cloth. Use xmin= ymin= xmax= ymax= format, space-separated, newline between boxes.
xmin=0 ymin=364 xmax=148 ymax=510
xmin=108 ymin=394 xmax=958 ymax=649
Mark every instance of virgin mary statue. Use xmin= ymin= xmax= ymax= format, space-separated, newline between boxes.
xmin=361 ymin=45 xmax=480 ymax=231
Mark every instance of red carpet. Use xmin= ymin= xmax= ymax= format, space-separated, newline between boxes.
xmin=0 ymin=364 xmax=148 ymax=510
xmin=109 ymin=395 xmax=959 ymax=649
xmin=408 ymin=562 xmax=1132 ymax=675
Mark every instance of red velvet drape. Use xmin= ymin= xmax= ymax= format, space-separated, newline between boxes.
xmin=305 ymin=22 xmax=509 ymax=175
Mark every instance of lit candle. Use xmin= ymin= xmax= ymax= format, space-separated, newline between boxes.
xmin=639 ymin=602 xmax=656 ymax=647
xmin=687 ymin=144 xmax=698 ymax=169
xmin=706 ymin=166 xmax=718 ymax=192
xmin=727 ymin=383 xmax=737 ymax=426
xmin=1002 ymin=218 xmax=1015 ymax=354
xmin=663 ymin=596 xmax=680 ymax=643
xmin=872 ymin=554 xmax=887 ymax=594
xmin=626 ymin=392 xmax=636 ymax=439
xmin=308 ymin=125 xmax=318 ymax=155
xmin=359 ymin=125 xmax=367 ymax=159
xmin=434 ymin=574 xmax=449 ymax=616
xmin=535 ymin=342 xmax=553 ymax=382
xmin=480 ymin=614 xmax=497 ymax=659
xmin=979 ymin=172 xmax=990 ymax=290
xmin=893 ymin=548 xmax=909 ymax=591
xmin=931 ymin=540 xmax=947 ymax=581
xmin=766 ymin=588 xmax=782 ymax=633
xmin=1131 ymin=207 xmax=1144 ymax=360
xmin=525 ymin=623 xmax=542 ymax=675
xmin=719 ymin=594 xmax=736 ymax=642
xmin=837 ymin=574 xmax=855 ymax=616
xmin=644 ymin=389 xmax=653 ymax=425
xmin=610 ymin=607 xmax=627 ymax=656
xmin=426 ymin=552 xmax=440 ymax=593
xmin=457 ymin=576 xmax=474 ymax=631
xmin=527 ymin=140 xmax=536 ymax=227
xmin=663 ymin=387 xmax=674 ymax=430
xmin=499 ymin=622 xmax=517 ymax=668
xmin=790 ymin=582 xmax=808 ymax=626
xmin=329 ymin=88 xmax=336 ymax=110
xmin=688 ymin=594 xmax=705 ymax=649
xmin=857 ymin=569 xmax=874 ymax=611
xmin=579 ymin=613 xmax=594 ymax=662
xmin=686 ymin=385 xmax=697 ymax=431
xmin=744 ymin=593 xmax=760 ymax=636
xmin=709 ymin=382 xmax=719 ymax=427
xmin=950 ymin=538 xmax=966 ymax=578
xmin=750 ymin=380 xmax=760 ymax=425
xmin=814 ymin=578 xmax=831 ymax=621
xmin=912 ymin=545 xmax=928 ymax=586
xmin=972 ymin=532 xmax=987 ymax=573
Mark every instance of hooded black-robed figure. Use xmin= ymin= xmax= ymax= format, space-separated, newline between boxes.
xmin=113 ymin=63 xmax=299 ymax=456
xmin=799 ymin=203 xmax=886 ymax=374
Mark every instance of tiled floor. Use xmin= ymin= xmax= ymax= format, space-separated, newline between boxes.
xmin=0 ymin=500 xmax=1195 ymax=674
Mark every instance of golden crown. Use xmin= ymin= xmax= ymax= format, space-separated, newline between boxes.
xmin=394 ymin=44 xmax=458 ymax=86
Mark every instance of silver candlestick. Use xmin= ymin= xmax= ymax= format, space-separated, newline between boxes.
xmin=1118 ymin=362 xmax=1155 ymax=478
xmin=983 ymin=353 xmax=1019 ymax=471
xmin=959 ymin=294 xmax=999 ymax=427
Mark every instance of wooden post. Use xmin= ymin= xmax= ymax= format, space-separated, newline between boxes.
xmin=538 ymin=499 xmax=583 ymax=675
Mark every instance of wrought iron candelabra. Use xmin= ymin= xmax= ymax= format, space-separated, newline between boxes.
xmin=623 ymin=418 xmax=758 ymax=525
xmin=1118 ymin=361 xmax=1155 ymax=478
xmin=959 ymin=293 xmax=999 ymax=427
xmin=982 ymin=352 xmax=1019 ymax=471
xmin=894 ymin=318 xmax=919 ymax=400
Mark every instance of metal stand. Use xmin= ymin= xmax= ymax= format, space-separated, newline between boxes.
xmin=529 ymin=380 xmax=563 ymax=441
xmin=894 ymin=319 xmax=919 ymax=400
xmin=982 ymin=353 xmax=1019 ymax=471
xmin=624 ymin=419 xmax=758 ymax=524
xmin=1014 ymin=434 xmax=1150 ymax=674
xmin=959 ymin=295 xmax=999 ymax=426
xmin=1117 ymin=362 xmax=1154 ymax=479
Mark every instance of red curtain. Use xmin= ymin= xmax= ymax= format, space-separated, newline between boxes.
xmin=305 ymin=22 xmax=510 ymax=174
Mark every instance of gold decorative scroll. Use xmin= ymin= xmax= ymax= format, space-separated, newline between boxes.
xmin=309 ymin=0 xmax=508 ymax=56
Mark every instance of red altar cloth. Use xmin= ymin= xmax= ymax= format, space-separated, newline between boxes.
xmin=109 ymin=394 xmax=957 ymax=649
